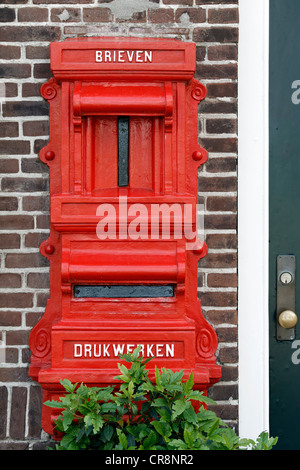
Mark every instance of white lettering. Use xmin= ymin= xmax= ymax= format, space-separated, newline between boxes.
xmin=147 ymin=344 xmax=154 ymax=357
xmin=95 ymin=50 xmax=153 ymax=64
xmin=74 ymin=344 xmax=82 ymax=357
xmin=72 ymin=342 xmax=176 ymax=359
xmin=118 ymin=50 xmax=125 ymax=62
xmin=127 ymin=344 xmax=135 ymax=354
xmin=113 ymin=344 xmax=125 ymax=356
xmin=103 ymin=344 xmax=110 ymax=357
xmin=166 ymin=344 xmax=175 ymax=357
xmin=145 ymin=51 xmax=152 ymax=63
xmin=127 ymin=50 xmax=134 ymax=62
xmin=84 ymin=344 xmax=92 ymax=357
xmin=136 ymin=51 xmax=143 ymax=62
xmin=95 ymin=51 xmax=102 ymax=62
xmin=105 ymin=50 xmax=111 ymax=62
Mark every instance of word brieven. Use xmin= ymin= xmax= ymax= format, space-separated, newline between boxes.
xmin=96 ymin=49 xmax=153 ymax=63
xmin=74 ymin=342 xmax=175 ymax=358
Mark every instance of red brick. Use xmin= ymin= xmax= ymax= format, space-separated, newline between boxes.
xmin=28 ymin=386 xmax=43 ymax=438
xmin=176 ymin=7 xmax=206 ymax=23
xmin=206 ymin=196 xmax=237 ymax=212
xmin=200 ymin=252 xmax=237 ymax=269
xmin=0 ymin=26 xmax=61 ymax=42
xmin=0 ymin=273 xmax=22 ymax=288
xmin=26 ymin=45 xmax=50 ymax=60
xmin=4 ymin=83 xmax=18 ymax=98
xmin=0 ymin=7 xmax=16 ymax=21
xmin=206 ymin=233 xmax=237 ymax=250
xmin=2 ymin=177 xmax=49 ymax=192
xmin=10 ymin=387 xmax=27 ymax=439
xmin=205 ymin=157 xmax=237 ymax=173
xmin=27 ymin=272 xmax=50 ymax=289
xmin=0 ymin=234 xmax=20 ymax=249
xmin=5 ymin=252 xmax=49 ymax=268
xmin=0 ymin=63 xmax=31 ymax=79
xmin=33 ymin=63 xmax=52 ymax=79
xmin=200 ymin=291 xmax=237 ymax=307
xmin=208 ymin=44 xmax=238 ymax=61
xmin=83 ymin=7 xmax=113 ymax=22
xmin=0 ymin=45 xmax=20 ymax=60
xmin=0 ymin=387 xmax=8 ymax=439
xmin=18 ymin=7 xmax=48 ymax=21
xmin=22 ymin=83 xmax=43 ymax=97
xmin=193 ymin=27 xmax=238 ymax=43
xmin=204 ymin=214 xmax=237 ymax=230
xmin=23 ymin=120 xmax=49 ymax=137
xmin=22 ymin=195 xmax=50 ymax=211
xmin=3 ymin=100 xmax=49 ymax=117
xmin=0 ymin=311 xmax=22 ymax=327
xmin=208 ymin=7 xmax=239 ymax=24
xmin=148 ymin=8 xmax=174 ymax=23
xmin=205 ymin=309 xmax=237 ymax=325
xmin=206 ymin=118 xmax=237 ymax=134
xmin=0 ymin=293 xmax=33 ymax=308
xmin=207 ymin=273 xmax=237 ymax=288
xmin=0 ymin=159 xmax=19 ymax=173
xmin=198 ymin=176 xmax=237 ymax=192
xmin=0 ymin=140 xmax=30 ymax=155
xmin=51 ymin=8 xmax=81 ymax=22
xmin=0 ymin=122 xmax=19 ymax=138
xmin=196 ymin=63 xmax=237 ymax=80
xmin=21 ymin=157 xmax=48 ymax=174
xmin=0 ymin=215 xmax=33 ymax=230
xmin=6 ymin=330 xmax=30 ymax=346
xmin=200 ymin=137 xmax=237 ymax=153
xmin=206 ymin=82 xmax=237 ymax=98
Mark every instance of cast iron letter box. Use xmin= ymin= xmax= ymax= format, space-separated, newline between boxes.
xmin=29 ymin=37 xmax=221 ymax=437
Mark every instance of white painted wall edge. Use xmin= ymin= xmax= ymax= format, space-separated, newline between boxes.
xmin=238 ymin=0 xmax=270 ymax=438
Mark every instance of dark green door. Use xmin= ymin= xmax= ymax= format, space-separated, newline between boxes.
xmin=269 ymin=0 xmax=300 ymax=450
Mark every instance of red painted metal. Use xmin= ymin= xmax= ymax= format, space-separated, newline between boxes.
xmin=29 ymin=37 xmax=221 ymax=438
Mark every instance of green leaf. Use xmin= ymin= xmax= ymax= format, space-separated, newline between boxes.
xmin=183 ymin=426 xmax=195 ymax=448
xmin=172 ymin=399 xmax=187 ymax=420
xmin=101 ymin=425 xmax=114 ymax=443
xmin=60 ymin=379 xmax=77 ymax=393
xmin=143 ymin=430 xmax=158 ymax=449
xmin=84 ymin=413 xmax=104 ymax=434
xmin=61 ymin=410 xmax=74 ymax=431
xmin=117 ymin=429 xmax=128 ymax=449
xmin=44 ymin=400 xmax=65 ymax=409
xmin=151 ymin=420 xmax=172 ymax=439
xmin=183 ymin=406 xmax=198 ymax=424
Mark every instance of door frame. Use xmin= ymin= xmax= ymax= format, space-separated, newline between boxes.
xmin=238 ymin=0 xmax=270 ymax=438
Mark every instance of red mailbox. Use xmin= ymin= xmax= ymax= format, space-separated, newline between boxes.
xmin=29 ymin=37 xmax=221 ymax=437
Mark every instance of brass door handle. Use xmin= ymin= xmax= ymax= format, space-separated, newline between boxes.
xmin=278 ymin=310 xmax=298 ymax=329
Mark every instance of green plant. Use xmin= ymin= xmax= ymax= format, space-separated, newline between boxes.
xmin=45 ymin=347 xmax=278 ymax=450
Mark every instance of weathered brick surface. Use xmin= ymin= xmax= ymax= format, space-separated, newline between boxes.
xmin=0 ymin=0 xmax=238 ymax=447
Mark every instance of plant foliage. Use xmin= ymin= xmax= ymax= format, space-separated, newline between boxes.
xmin=44 ymin=347 xmax=278 ymax=450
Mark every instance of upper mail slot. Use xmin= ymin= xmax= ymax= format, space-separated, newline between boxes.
xmin=50 ymin=37 xmax=196 ymax=80
xmin=61 ymin=240 xmax=185 ymax=285
xmin=73 ymin=82 xmax=173 ymax=117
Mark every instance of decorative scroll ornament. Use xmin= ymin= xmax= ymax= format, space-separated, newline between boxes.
xmin=40 ymin=78 xmax=57 ymax=101
xmin=191 ymin=81 xmax=207 ymax=101
xmin=32 ymin=328 xmax=51 ymax=358
xmin=196 ymin=328 xmax=217 ymax=359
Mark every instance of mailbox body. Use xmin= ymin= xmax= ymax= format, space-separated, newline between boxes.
xmin=28 ymin=37 xmax=221 ymax=437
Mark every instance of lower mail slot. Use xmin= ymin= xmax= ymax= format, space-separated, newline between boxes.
xmin=73 ymin=284 xmax=175 ymax=298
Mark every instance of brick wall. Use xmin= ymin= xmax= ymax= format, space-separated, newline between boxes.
xmin=0 ymin=0 xmax=238 ymax=449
